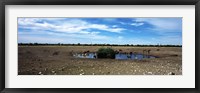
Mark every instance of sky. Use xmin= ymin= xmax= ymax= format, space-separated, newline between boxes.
xmin=18 ymin=17 xmax=182 ymax=45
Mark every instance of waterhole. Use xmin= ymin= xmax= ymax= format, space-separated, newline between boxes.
xmin=73 ymin=53 xmax=156 ymax=60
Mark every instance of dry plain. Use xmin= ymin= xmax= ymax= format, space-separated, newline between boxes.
xmin=18 ymin=46 xmax=182 ymax=75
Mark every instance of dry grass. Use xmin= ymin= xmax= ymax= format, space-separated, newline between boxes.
xmin=18 ymin=46 xmax=182 ymax=75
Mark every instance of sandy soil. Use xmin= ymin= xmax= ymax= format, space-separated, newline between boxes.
xmin=18 ymin=46 xmax=182 ymax=75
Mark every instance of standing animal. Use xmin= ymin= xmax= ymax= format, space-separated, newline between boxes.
xmin=147 ymin=49 xmax=151 ymax=58
xmin=143 ymin=49 xmax=147 ymax=58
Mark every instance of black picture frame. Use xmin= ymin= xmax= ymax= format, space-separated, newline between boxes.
xmin=0 ymin=0 xmax=200 ymax=93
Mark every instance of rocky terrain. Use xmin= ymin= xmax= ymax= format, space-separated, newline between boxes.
xmin=18 ymin=46 xmax=182 ymax=75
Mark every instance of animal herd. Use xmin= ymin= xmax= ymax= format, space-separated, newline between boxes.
xmin=70 ymin=49 xmax=152 ymax=59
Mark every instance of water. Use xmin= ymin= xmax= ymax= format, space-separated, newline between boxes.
xmin=115 ymin=53 xmax=156 ymax=60
xmin=73 ymin=53 xmax=97 ymax=59
xmin=74 ymin=53 xmax=156 ymax=60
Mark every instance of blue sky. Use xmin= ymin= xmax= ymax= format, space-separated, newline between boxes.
xmin=18 ymin=18 xmax=182 ymax=45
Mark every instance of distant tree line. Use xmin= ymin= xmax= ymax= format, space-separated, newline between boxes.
xmin=18 ymin=43 xmax=182 ymax=47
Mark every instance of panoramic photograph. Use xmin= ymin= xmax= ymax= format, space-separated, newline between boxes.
xmin=18 ymin=17 xmax=182 ymax=75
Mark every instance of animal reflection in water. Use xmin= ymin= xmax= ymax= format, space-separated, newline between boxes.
xmin=71 ymin=50 xmax=97 ymax=59
xmin=115 ymin=49 xmax=155 ymax=60
xmin=115 ymin=52 xmax=155 ymax=60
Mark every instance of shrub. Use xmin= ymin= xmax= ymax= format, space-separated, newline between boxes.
xmin=97 ymin=48 xmax=115 ymax=59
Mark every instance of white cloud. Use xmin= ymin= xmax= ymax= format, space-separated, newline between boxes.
xmin=112 ymin=25 xmax=118 ymax=28
xmin=88 ymin=24 xmax=125 ymax=33
xmin=158 ymin=35 xmax=182 ymax=45
xmin=134 ymin=18 xmax=182 ymax=32
xmin=19 ymin=29 xmax=110 ymax=44
xmin=19 ymin=29 xmax=109 ymax=40
xmin=18 ymin=18 xmax=126 ymax=34
xmin=18 ymin=35 xmax=66 ymax=43
xmin=118 ymin=36 xmax=123 ymax=39
xmin=119 ymin=22 xmax=126 ymax=25
xmin=131 ymin=22 xmax=144 ymax=26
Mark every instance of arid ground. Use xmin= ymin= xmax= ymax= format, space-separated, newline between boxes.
xmin=18 ymin=46 xmax=182 ymax=75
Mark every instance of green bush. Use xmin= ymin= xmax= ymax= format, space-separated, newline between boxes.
xmin=97 ymin=48 xmax=115 ymax=59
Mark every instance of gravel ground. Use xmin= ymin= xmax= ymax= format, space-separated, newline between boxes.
xmin=18 ymin=46 xmax=182 ymax=75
